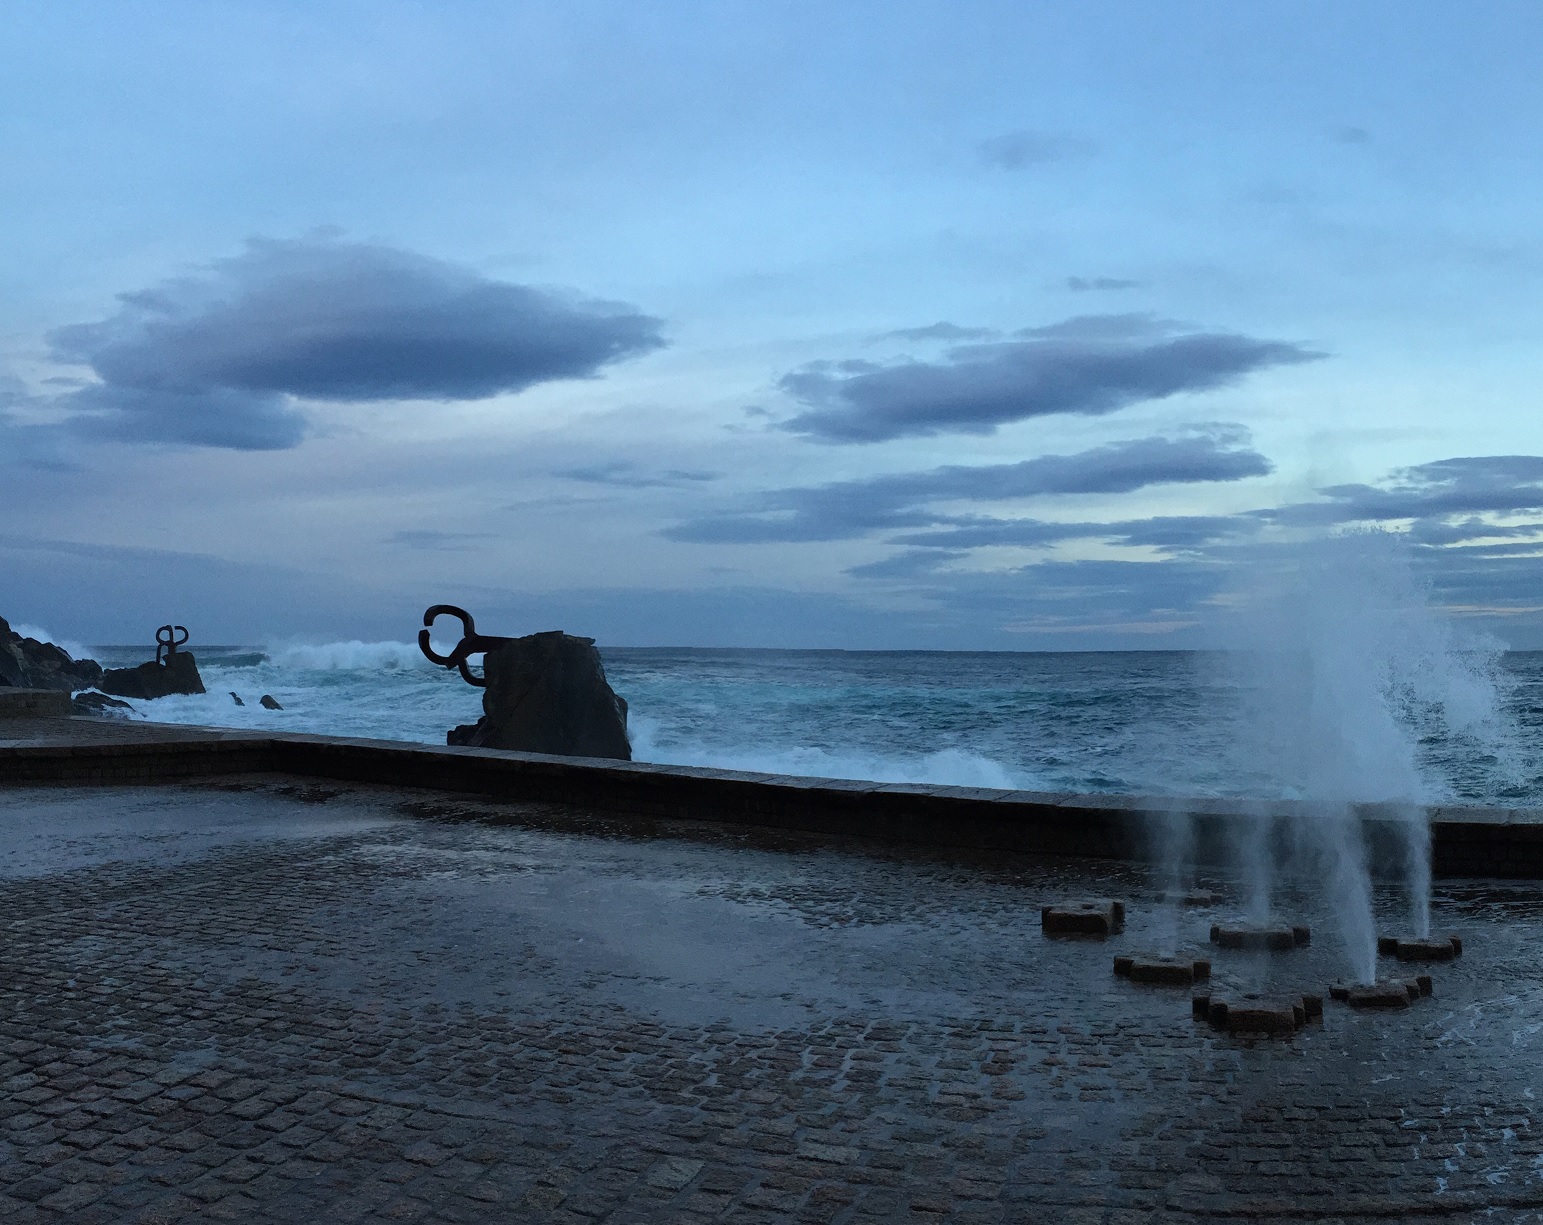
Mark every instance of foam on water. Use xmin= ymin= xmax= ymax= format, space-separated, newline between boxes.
xmin=267 ymin=639 xmax=441 ymax=672
xmin=62 ymin=632 xmax=1539 ymax=804
xmin=628 ymin=715 xmax=1031 ymax=788
xmin=9 ymin=623 xmax=93 ymax=666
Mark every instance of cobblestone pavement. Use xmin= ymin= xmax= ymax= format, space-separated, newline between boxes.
xmin=4 ymin=778 xmax=1543 ymax=1223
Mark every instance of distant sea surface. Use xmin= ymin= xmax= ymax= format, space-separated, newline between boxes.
xmin=83 ymin=643 xmax=1543 ymax=808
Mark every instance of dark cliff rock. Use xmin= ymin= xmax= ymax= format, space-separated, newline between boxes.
xmin=99 ymin=651 xmax=206 ymax=699
xmin=0 ymin=616 xmax=103 ymax=691
xmin=447 ymin=630 xmax=630 ymax=760
xmin=72 ymin=690 xmax=138 ymax=718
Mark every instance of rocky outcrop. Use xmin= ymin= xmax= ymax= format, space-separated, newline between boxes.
xmin=99 ymin=651 xmax=206 ymax=699
xmin=448 ymin=631 xmax=630 ymax=760
xmin=0 ymin=616 xmax=103 ymax=691
xmin=72 ymin=690 xmax=138 ymax=718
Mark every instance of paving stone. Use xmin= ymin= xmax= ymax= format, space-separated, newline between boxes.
xmin=0 ymin=777 xmax=1539 ymax=1221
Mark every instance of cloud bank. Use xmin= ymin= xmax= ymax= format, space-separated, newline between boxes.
xmin=776 ymin=316 xmax=1320 ymax=443
xmin=664 ymin=429 xmax=1271 ymax=543
xmin=977 ymin=129 xmax=1097 ymax=169
xmin=45 ymin=236 xmax=666 ymax=450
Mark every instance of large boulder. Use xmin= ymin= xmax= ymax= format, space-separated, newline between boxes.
xmin=72 ymin=690 xmax=138 ymax=718
xmin=447 ymin=631 xmax=630 ymax=760
xmin=99 ymin=651 xmax=206 ymax=699
xmin=0 ymin=616 xmax=103 ymax=691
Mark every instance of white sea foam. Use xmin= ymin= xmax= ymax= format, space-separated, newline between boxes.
xmin=266 ymin=639 xmax=440 ymax=671
xmin=8 ymin=623 xmax=94 ymax=665
xmin=628 ymin=715 xmax=1031 ymax=789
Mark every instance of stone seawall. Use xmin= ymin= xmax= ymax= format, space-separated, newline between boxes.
xmin=1 ymin=719 xmax=1539 ymax=877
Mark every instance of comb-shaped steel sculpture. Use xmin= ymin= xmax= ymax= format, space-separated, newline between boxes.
xmin=418 ymin=605 xmax=514 ymax=687
xmin=155 ymin=624 xmax=190 ymax=666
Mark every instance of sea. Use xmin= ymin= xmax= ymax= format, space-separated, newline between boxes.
xmin=74 ymin=641 xmax=1543 ymax=809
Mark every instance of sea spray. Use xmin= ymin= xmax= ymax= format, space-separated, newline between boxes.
xmin=59 ymin=634 xmax=1533 ymax=803
xmin=10 ymin=623 xmax=94 ymax=666
xmin=630 ymin=714 xmax=1031 ymax=788
xmin=1218 ymin=531 xmax=1520 ymax=982
xmin=268 ymin=639 xmax=440 ymax=671
xmin=1239 ymin=810 xmax=1274 ymax=927
xmin=1152 ymin=808 xmax=1193 ymax=957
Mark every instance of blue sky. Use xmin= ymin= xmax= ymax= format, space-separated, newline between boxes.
xmin=3 ymin=1 xmax=1541 ymax=648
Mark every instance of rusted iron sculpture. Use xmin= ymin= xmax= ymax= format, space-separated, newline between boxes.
xmin=419 ymin=604 xmax=632 ymax=759
xmin=418 ymin=605 xmax=513 ymax=687
xmin=155 ymin=624 xmax=190 ymax=666
xmin=100 ymin=624 xmax=205 ymax=698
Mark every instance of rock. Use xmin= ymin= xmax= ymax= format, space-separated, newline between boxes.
xmin=0 ymin=616 xmax=103 ymax=692
xmin=259 ymin=694 xmax=283 ymax=710
xmin=231 ymin=692 xmax=246 ymax=706
xmin=99 ymin=650 xmax=206 ymax=699
xmin=1041 ymin=900 xmax=1125 ymax=937
xmin=71 ymin=690 xmax=138 ymax=718
xmin=1113 ymin=953 xmax=1211 ymax=986
xmin=448 ymin=630 xmax=630 ymax=760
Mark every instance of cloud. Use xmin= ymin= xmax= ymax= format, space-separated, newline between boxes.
xmin=385 ymin=530 xmax=493 ymax=551
xmin=776 ymin=316 xmax=1320 ymax=443
xmin=556 ymin=461 xmax=719 ymax=488
xmin=44 ymin=235 xmax=666 ymax=450
xmin=978 ymin=129 xmax=1096 ymax=169
xmin=1066 ymin=277 xmax=1142 ymax=292
xmin=894 ymin=513 xmax=1260 ymax=553
xmin=875 ymin=322 xmax=999 ymax=343
xmin=663 ymin=429 xmax=1272 ymax=544
xmin=1269 ymin=455 xmax=1543 ymax=526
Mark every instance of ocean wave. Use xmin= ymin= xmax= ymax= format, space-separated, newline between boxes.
xmin=628 ymin=716 xmax=1032 ymax=789
xmin=266 ymin=639 xmax=438 ymax=671
xmin=9 ymin=623 xmax=94 ymax=664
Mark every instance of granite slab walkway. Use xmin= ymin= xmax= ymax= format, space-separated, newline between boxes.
xmin=3 ymin=774 xmax=1543 ymax=1222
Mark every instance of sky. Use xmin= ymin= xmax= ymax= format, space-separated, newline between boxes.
xmin=2 ymin=0 xmax=1541 ymax=650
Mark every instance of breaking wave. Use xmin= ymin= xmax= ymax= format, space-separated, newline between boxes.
xmin=265 ymin=639 xmax=437 ymax=671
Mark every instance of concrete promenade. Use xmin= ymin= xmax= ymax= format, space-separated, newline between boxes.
xmin=3 ymin=715 xmax=1543 ymax=1222
xmin=1 ymin=712 xmax=1540 ymax=877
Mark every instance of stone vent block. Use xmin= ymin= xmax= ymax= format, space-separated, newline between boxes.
xmin=1377 ymin=935 xmax=1462 ymax=962
xmin=1114 ymin=953 xmax=1211 ymax=986
xmin=1041 ymin=899 xmax=1125 ymax=937
xmin=1209 ymin=923 xmax=1311 ymax=951
xmin=1193 ymin=991 xmax=1323 ymax=1036
xmin=1329 ymin=976 xmax=1433 ymax=1009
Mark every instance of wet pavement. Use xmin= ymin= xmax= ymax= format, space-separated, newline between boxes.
xmin=3 ymin=778 xmax=1543 ymax=1223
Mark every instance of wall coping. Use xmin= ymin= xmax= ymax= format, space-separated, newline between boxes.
xmin=2 ymin=718 xmax=1540 ymax=875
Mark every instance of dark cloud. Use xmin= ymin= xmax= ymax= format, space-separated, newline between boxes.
xmin=978 ymin=129 xmax=1097 ymax=169
xmin=1065 ymin=276 xmax=1142 ymax=292
xmin=894 ymin=514 xmax=1259 ymax=553
xmin=663 ymin=430 xmax=1271 ymax=544
xmin=876 ymin=322 xmax=999 ymax=343
xmin=1406 ymin=517 xmax=1543 ymax=547
xmin=62 ymin=384 xmax=308 ymax=450
xmin=776 ymin=316 xmax=1320 ymax=443
xmin=557 ymin=461 xmax=719 ymax=488
xmin=845 ymin=549 xmax=968 ymax=580
xmin=385 ymin=530 xmax=493 ymax=551
xmin=44 ymin=235 xmax=666 ymax=450
xmin=1269 ymin=455 xmax=1543 ymax=526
